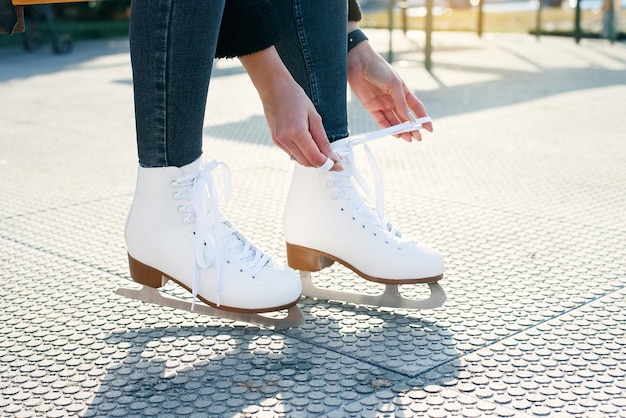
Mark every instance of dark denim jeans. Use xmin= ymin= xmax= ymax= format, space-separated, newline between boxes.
xmin=131 ymin=0 xmax=349 ymax=168
xmin=272 ymin=0 xmax=348 ymax=143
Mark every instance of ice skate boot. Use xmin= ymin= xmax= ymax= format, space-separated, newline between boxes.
xmin=283 ymin=118 xmax=445 ymax=309
xmin=118 ymin=157 xmax=303 ymax=328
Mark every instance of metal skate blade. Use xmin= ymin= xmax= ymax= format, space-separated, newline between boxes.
xmin=115 ymin=286 xmax=304 ymax=329
xmin=300 ymin=271 xmax=446 ymax=310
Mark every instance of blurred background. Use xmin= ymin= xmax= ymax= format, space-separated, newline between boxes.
xmin=0 ymin=0 xmax=130 ymax=51
xmin=361 ymin=0 xmax=625 ymax=38
xmin=0 ymin=0 xmax=624 ymax=53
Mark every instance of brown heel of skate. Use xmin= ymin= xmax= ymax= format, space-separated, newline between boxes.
xmin=127 ymin=253 xmax=169 ymax=288
xmin=286 ymin=242 xmax=334 ymax=272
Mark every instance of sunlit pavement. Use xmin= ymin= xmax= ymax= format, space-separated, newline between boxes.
xmin=1 ymin=29 xmax=625 ymax=417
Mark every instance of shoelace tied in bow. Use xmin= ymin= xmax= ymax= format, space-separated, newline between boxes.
xmin=172 ymin=160 xmax=271 ymax=309
xmin=334 ymin=116 xmax=432 ymax=244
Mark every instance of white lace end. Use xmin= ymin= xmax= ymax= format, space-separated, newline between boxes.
xmin=318 ymin=157 xmax=334 ymax=172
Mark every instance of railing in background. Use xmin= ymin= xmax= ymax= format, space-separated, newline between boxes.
xmin=385 ymin=0 xmax=622 ymax=69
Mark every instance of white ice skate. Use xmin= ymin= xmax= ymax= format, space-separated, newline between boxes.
xmin=117 ymin=158 xmax=304 ymax=329
xmin=284 ymin=117 xmax=446 ymax=310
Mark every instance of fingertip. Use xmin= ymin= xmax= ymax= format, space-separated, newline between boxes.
xmin=318 ymin=157 xmax=334 ymax=172
xmin=330 ymin=150 xmax=342 ymax=162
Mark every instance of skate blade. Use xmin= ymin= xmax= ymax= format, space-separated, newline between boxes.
xmin=300 ymin=271 xmax=446 ymax=310
xmin=115 ymin=285 xmax=304 ymax=330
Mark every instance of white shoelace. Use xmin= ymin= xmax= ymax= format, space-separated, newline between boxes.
xmin=172 ymin=160 xmax=270 ymax=308
xmin=335 ymin=116 xmax=432 ymax=240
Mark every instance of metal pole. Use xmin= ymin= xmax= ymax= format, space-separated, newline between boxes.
xmin=535 ymin=0 xmax=543 ymax=40
xmin=388 ymin=0 xmax=395 ymax=62
xmin=477 ymin=0 xmax=484 ymax=37
xmin=425 ymin=0 xmax=433 ymax=71
xmin=574 ymin=0 xmax=582 ymax=44
xmin=400 ymin=1 xmax=408 ymax=35
xmin=608 ymin=0 xmax=616 ymax=43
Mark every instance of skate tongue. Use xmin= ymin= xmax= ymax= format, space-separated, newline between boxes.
xmin=334 ymin=117 xmax=432 ymax=227
xmin=221 ymin=220 xmax=270 ymax=270
xmin=189 ymin=160 xmax=232 ymax=308
xmin=180 ymin=159 xmax=271 ymax=308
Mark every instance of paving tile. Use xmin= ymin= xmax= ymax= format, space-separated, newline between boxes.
xmin=0 ymin=240 xmax=410 ymax=417
xmin=1 ymin=30 xmax=625 ymax=417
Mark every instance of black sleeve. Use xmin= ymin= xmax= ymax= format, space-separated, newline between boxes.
xmin=216 ymin=0 xmax=281 ymax=59
xmin=348 ymin=0 xmax=362 ymax=22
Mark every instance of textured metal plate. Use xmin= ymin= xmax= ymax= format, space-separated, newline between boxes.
xmin=358 ymin=289 xmax=626 ymax=418
xmin=1 ymin=31 xmax=625 ymax=417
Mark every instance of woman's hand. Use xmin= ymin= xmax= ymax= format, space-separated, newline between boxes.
xmin=347 ymin=27 xmax=433 ymax=142
xmin=240 ymin=47 xmax=342 ymax=170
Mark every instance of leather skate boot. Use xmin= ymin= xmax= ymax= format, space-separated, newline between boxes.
xmin=125 ymin=157 xmax=302 ymax=313
xmin=284 ymin=133 xmax=444 ymax=284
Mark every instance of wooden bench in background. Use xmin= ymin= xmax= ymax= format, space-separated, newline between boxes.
xmin=1 ymin=0 xmax=85 ymax=34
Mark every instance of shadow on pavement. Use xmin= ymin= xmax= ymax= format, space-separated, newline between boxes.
xmin=0 ymin=38 xmax=129 ymax=82
xmin=81 ymin=309 xmax=459 ymax=416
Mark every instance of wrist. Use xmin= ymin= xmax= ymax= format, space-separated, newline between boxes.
xmin=240 ymin=46 xmax=292 ymax=92
xmin=348 ymin=29 xmax=368 ymax=53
